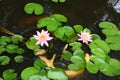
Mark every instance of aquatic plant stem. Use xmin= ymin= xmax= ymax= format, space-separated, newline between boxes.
xmin=39 ymin=53 xmax=90 ymax=78
xmin=0 ymin=26 xmax=16 ymax=36
xmin=39 ymin=54 xmax=56 ymax=68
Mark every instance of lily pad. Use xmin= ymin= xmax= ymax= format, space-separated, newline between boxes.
xmin=21 ymin=67 xmax=39 ymax=80
xmin=68 ymin=56 xmax=86 ymax=70
xmin=24 ymin=3 xmax=44 ymax=15
xmin=47 ymin=68 xmax=68 ymax=80
xmin=2 ymin=69 xmax=17 ymax=80
xmin=26 ymin=37 xmax=40 ymax=50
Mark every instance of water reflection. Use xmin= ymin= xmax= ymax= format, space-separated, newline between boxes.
xmin=0 ymin=0 xmax=120 ymax=80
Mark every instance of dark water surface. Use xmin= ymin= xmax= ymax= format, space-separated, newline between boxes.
xmin=0 ymin=0 xmax=120 ymax=80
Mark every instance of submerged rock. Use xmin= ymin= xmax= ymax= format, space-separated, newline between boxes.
xmin=108 ymin=0 xmax=120 ymax=13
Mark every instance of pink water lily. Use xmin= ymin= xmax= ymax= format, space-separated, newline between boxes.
xmin=77 ymin=30 xmax=92 ymax=45
xmin=33 ymin=29 xmax=53 ymax=47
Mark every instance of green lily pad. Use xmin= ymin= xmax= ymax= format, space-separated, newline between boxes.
xmin=86 ymin=61 xmax=99 ymax=74
xmin=6 ymin=44 xmax=19 ymax=54
xmin=34 ymin=59 xmax=46 ymax=69
xmin=47 ymin=68 xmax=68 ymax=80
xmin=100 ymin=59 xmax=120 ymax=76
xmin=73 ymin=25 xmax=83 ymax=33
xmin=62 ymin=51 xmax=72 ymax=60
xmin=2 ymin=69 xmax=17 ymax=80
xmin=54 ymin=26 xmax=74 ymax=41
xmin=21 ymin=67 xmax=39 ymax=80
xmin=50 ymin=14 xmax=67 ymax=22
xmin=73 ymin=49 xmax=85 ymax=58
xmin=24 ymin=3 xmax=44 ymax=15
xmin=69 ymin=42 xmax=82 ymax=51
xmin=68 ymin=56 xmax=86 ymax=70
xmin=14 ymin=55 xmax=24 ymax=63
xmin=11 ymin=35 xmax=24 ymax=44
xmin=26 ymin=37 xmax=40 ymax=50
xmin=0 ymin=56 xmax=10 ymax=65
xmin=0 ymin=46 xmax=5 ymax=54
xmin=91 ymin=48 xmax=107 ymax=60
xmin=37 ymin=17 xmax=62 ymax=31
xmin=0 ymin=36 xmax=11 ymax=46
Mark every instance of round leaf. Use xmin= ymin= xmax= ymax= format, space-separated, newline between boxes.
xmin=21 ymin=67 xmax=39 ymax=80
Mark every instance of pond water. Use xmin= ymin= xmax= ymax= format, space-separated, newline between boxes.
xmin=0 ymin=0 xmax=120 ymax=80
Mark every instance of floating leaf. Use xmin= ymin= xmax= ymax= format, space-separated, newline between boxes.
xmin=51 ymin=0 xmax=58 ymax=3
xmin=0 ymin=56 xmax=10 ymax=65
xmin=29 ymin=75 xmax=41 ymax=80
xmin=102 ymin=29 xmax=118 ymax=36
xmin=73 ymin=49 xmax=85 ymax=58
xmin=73 ymin=25 xmax=83 ymax=33
xmin=16 ymin=48 xmax=25 ymax=54
xmin=29 ymin=75 xmax=50 ymax=80
xmin=0 ymin=36 xmax=10 ymax=46
xmin=50 ymin=14 xmax=67 ymax=22
xmin=34 ymin=59 xmax=46 ymax=69
xmin=0 ymin=77 xmax=3 ymax=80
xmin=67 ymin=32 xmax=78 ymax=42
xmin=59 ymin=0 xmax=66 ymax=3
xmin=0 ymin=46 xmax=5 ymax=54
xmin=92 ymin=34 xmax=101 ymax=40
xmin=69 ymin=42 xmax=82 ymax=51
xmin=99 ymin=21 xmax=119 ymax=37
xmin=94 ymin=39 xmax=110 ymax=54
xmin=91 ymin=48 xmax=107 ymax=60
xmin=2 ymin=69 xmax=17 ymax=80
xmin=62 ymin=51 xmax=72 ymax=60
xmin=51 ymin=0 xmax=66 ymax=3
xmin=37 ymin=17 xmax=62 ymax=31
xmin=68 ymin=56 xmax=86 ymax=70
xmin=14 ymin=55 xmax=24 ymax=63
xmin=109 ymin=43 xmax=120 ymax=50
xmin=47 ymin=68 xmax=68 ymax=80
xmin=1 ymin=36 xmax=11 ymax=43
xmin=105 ymin=35 xmax=120 ymax=43
xmin=24 ymin=3 xmax=44 ymax=15
xmin=86 ymin=62 xmax=99 ymax=74
xmin=54 ymin=26 xmax=74 ymax=41
xmin=26 ymin=37 xmax=40 ymax=50
xmin=99 ymin=21 xmax=117 ymax=29
xmin=11 ymin=35 xmax=24 ymax=44
xmin=21 ymin=67 xmax=39 ymax=80
xmin=90 ymin=55 xmax=107 ymax=68
xmin=100 ymin=59 xmax=120 ymax=76
xmin=6 ymin=44 xmax=19 ymax=54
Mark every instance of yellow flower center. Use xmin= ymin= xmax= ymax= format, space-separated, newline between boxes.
xmin=84 ymin=33 xmax=89 ymax=39
xmin=40 ymin=34 xmax=46 ymax=39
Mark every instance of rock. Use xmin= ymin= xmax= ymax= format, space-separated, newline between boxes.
xmin=108 ymin=0 xmax=120 ymax=13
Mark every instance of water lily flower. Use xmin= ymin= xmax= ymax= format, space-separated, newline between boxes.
xmin=33 ymin=29 xmax=53 ymax=47
xmin=77 ymin=30 xmax=92 ymax=45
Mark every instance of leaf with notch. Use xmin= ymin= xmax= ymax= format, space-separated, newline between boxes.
xmin=73 ymin=49 xmax=85 ymax=58
xmin=69 ymin=42 xmax=82 ymax=51
xmin=73 ymin=25 xmax=83 ymax=33
xmin=24 ymin=3 xmax=44 ymax=15
xmin=47 ymin=68 xmax=68 ymax=80
xmin=68 ymin=56 xmax=86 ymax=70
xmin=2 ymin=69 xmax=17 ymax=80
xmin=21 ymin=67 xmax=39 ymax=80
xmin=0 ymin=56 xmax=10 ymax=65
xmin=94 ymin=39 xmax=110 ymax=54
xmin=62 ymin=51 xmax=72 ymax=60
xmin=91 ymin=48 xmax=107 ymax=60
xmin=50 ymin=14 xmax=67 ymax=22
xmin=26 ymin=37 xmax=40 ymax=50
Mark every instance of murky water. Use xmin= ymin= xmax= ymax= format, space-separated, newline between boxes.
xmin=0 ymin=0 xmax=120 ymax=80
